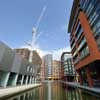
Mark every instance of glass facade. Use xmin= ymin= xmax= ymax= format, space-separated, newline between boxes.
xmin=80 ymin=45 xmax=89 ymax=60
xmin=69 ymin=0 xmax=100 ymax=88
xmin=72 ymin=19 xmax=89 ymax=64
xmin=63 ymin=54 xmax=75 ymax=76
xmin=71 ymin=0 xmax=100 ymax=65
xmin=80 ymin=0 xmax=100 ymax=49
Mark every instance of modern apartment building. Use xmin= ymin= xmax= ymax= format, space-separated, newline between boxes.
xmin=68 ymin=0 xmax=100 ymax=87
xmin=52 ymin=60 xmax=61 ymax=80
xmin=15 ymin=48 xmax=42 ymax=82
xmin=61 ymin=52 xmax=76 ymax=82
xmin=0 ymin=41 xmax=35 ymax=87
xmin=43 ymin=54 xmax=53 ymax=80
xmin=40 ymin=58 xmax=45 ymax=81
xmin=15 ymin=48 xmax=30 ymax=60
xmin=15 ymin=49 xmax=42 ymax=65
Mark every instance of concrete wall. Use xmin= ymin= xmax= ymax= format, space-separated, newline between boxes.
xmin=11 ymin=54 xmax=22 ymax=73
xmin=0 ymin=41 xmax=35 ymax=76
xmin=0 ymin=42 xmax=14 ymax=72
xmin=20 ymin=59 xmax=33 ymax=76
xmin=0 ymin=41 xmax=39 ymax=87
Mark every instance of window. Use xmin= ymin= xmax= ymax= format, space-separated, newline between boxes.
xmin=80 ymin=45 xmax=89 ymax=60
xmin=77 ymin=28 xmax=83 ymax=40
xmin=30 ymin=67 xmax=32 ymax=72
xmin=78 ymin=37 xmax=86 ymax=51
xmin=90 ymin=4 xmax=100 ymax=27
xmin=27 ymin=66 xmax=30 ymax=72
xmin=85 ymin=1 xmax=92 ymax=17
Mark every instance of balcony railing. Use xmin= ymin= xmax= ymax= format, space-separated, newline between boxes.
xmin=76 ymin=28 xmax=83 ymax=41
xmin=79 ymin=46 xmax=90 ymax=60
xmin=71 ymin=42 xmax=76 ymax=51
xmin=78 ymin=37 xmax=86 ymax=52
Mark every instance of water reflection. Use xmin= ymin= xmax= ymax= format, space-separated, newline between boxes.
xmin=3 ymin=81 xmax=99 ymax=100
xmin=48 ymin=81 xmax=51 ymax=100
xmin=64 ymin=87 xmax=99 ymax=100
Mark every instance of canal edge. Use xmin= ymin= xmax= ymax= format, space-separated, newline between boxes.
xmin=0 ymin=84 xmax=42 ymax=99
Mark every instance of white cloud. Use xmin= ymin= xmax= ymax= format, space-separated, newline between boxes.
xmin=40 ymin=46 xmax=71 ymax=60
xmin=37 ymin=46 xmax=71 ymax=60
xmin=37 ymin=47 xmax=71 ymax=61
xmin=51 ymin=47 xmax=71 ymax=60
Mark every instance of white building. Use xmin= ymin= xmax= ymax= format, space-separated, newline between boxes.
xmin=43 ymin=54 xmax=53 ymax=80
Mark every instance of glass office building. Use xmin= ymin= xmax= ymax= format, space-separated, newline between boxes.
xmin=61 ymin=52 xmax=76 ymax=82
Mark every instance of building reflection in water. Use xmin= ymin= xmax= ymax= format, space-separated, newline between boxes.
xmin=64 ymin=87 xmax=99 ymax=100
xmin=4 ymin=82 xmax=99 ymax=100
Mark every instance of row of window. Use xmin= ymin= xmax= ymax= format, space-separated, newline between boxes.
xmin=71 ymin=23 xmax=83 ymax=52
xmin=72 ymin=0 xmax=100 ymax=64
xmin=73 ymin=45 xmax=89 ymax=64
xmin=71 ymin=23 xmax=80 ymax=48
xmin=80 ymin=0 xmax=100 ymax=49
xmin=64 ymin=65 xmax=73 ymax=70
xmin=64 ymin=67 xmax=75 ymax=75
xmin=71 ymin=41 xmax=76 ymax=51
xmin=71 ymin=7 xmax=80 ymax=34
xmin=63 ymin=60 xmax=73 ymax=65
xmin=80 ymin=45 xmax=89 ymax=60
xmin=64 ymin=71 xmax=75 ymax=75
xmin=88 ymin=1 xmax=100 ymax=37
xmin=64 ymin=64 xmax=74 ymax=69
xmin=27 ymin=66 xmax=34 ymax=73
xmin=73 ymin=37 xmax=86 ymax=58
xmin=71 ymin=37 xmax=75 ymax=47
xmin=63 ymin=56 xmax=75 ymax=75
xmin=76 ymin=28 xmax=83 ymax=41
xmin=80 ymin=0 xmax=97 ymax=16
xmin=78 ymin=37 xmax=86 ymax=51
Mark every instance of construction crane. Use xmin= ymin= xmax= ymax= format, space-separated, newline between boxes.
xmin=25 ymin=6 xmax=47 ymax=62
xmin=24 ymin=6 xmax=47 ymax=83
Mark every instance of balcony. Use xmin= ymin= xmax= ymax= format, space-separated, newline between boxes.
xmin=73 ymin=49 xmax=78 ymax=58
xmin=74 ymin=22 xmax=81 ymax=36
xmin=76 ymin=28 xmax=83 ymax=41
xmin=79 ymin=46 xmax=90 ymax=60
xmin=70 ymin=37 xmax=75 ymax=46
xmin=78 ymin=38 xmax=86 ymax=52
xmin=70 ymin=8 xmax=80 ymax=33
xmin=71 ymin=41 xmax=76 ymax=51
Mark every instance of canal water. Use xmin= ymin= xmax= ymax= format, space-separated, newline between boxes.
xmin=3 ymin=81 xmax=100 ymax=100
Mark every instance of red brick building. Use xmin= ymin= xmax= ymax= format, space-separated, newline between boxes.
xmin=68 ymin=0 xmax=100 ymax=87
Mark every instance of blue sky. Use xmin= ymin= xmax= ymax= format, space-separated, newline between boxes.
xmin=0 ymin=0 xmax=73 ymax=58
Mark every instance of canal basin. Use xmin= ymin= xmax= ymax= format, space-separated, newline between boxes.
xmin=2 ymin=81 xmax=100 ymax=100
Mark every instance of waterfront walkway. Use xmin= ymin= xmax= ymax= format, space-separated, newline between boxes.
xmin=61 ymin=81 xmax=100 ymax=94
xmin=0 ymin=84 xmax=41 ymax=99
